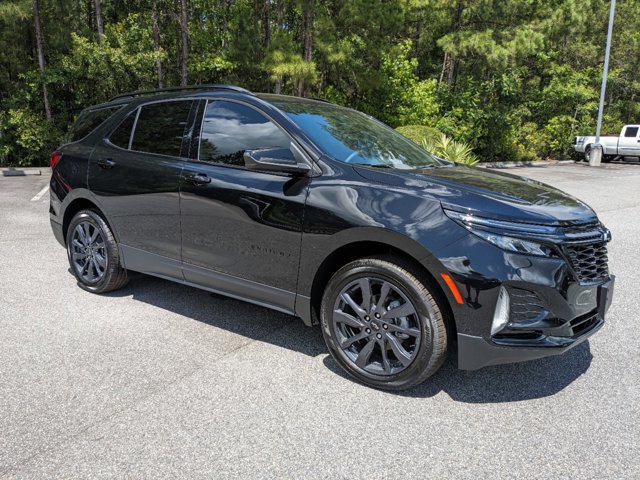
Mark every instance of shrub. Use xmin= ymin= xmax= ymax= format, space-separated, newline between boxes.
xmin=396 ymin=125 xmax=478 ymax=165
xmin=395 ymin=125 xmax=442 ymax=145
xmin=0 ymin=108 xmax=60 ymax=167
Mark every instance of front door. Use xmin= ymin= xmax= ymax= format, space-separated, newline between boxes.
xmin=179 ymin=99 xmax=309 ymax=312
xmin=89 ymin=100 xmax=195 ymax=277
xmin=618 ymin=125 xmax=640 ymax=156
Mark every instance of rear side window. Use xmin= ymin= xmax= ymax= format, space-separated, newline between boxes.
xmin=198 ymin=101 xmax=290 ymax=166
xmin=109 ymin=111 xmax=137 ymax=149
xmin=68 ymin=106 xmax=121 ymax=143
xmin=624 ymin=126 xmax=639 ymax=137
xmin=131 ymin=101 xmax=193 ymax=157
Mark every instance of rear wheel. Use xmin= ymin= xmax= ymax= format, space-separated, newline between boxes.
xmin=66 ymin=210 xmax=128 ymax=293
xmin=320 ymin=256 xmax=448 ymax=390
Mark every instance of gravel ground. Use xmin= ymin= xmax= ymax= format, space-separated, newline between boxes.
xmin=0 ymin=162 xmax=638 ymax=479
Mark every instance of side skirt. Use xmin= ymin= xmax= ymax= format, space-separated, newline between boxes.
xmin=120 ymin=244 xmax=298 ymax=317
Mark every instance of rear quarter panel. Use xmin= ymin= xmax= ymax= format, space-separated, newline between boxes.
xmin=49 ymin=141 xmax=93 ymax=227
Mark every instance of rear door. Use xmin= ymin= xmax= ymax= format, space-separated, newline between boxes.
xmin=618 ymin=125 xmax=640 ymax=156
xmin=89 ymin=99 xmax=195 ymax=278
xmin=179 ymin=99 xmax=309 ymax=312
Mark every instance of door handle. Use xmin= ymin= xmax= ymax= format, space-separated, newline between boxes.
xmin=185 ymin=173 xmax=211 ymax=185
xmin=97 ymin=158 xmax=116 ymax=170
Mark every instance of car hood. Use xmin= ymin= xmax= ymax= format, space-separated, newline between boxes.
xmin=354 ymin=164 xmax=598 ymax=225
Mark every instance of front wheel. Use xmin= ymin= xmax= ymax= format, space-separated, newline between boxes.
xmin=584 ymin=145 xmax=591 ymax=162
xmin=66 ymin=210 xmax=128 ymax=293
xmin=320 ymin=256 xmax=448 ymax=390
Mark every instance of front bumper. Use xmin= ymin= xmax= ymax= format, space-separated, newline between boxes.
xmin=457 ymin=317 xmax=603 ymax=370
xmin=433 ymin=231 xmax=614 ymax=371
xmin=457 ymin=276 xmax=614 ymax=370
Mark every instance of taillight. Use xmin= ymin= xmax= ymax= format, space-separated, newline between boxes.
xmin=50 ymin=151 xmax=61 ymax=169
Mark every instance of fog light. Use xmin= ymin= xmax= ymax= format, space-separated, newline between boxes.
xmin=491 ymin=287 xmax=510 ymax=336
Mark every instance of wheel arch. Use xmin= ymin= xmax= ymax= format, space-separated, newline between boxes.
xmin=302 ymin=239 xmax=457 ymax=343
xmin=62 ymin=197 xmax=113 ymax=244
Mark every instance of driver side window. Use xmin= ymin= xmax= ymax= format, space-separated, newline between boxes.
xmin=198 ymin=100 xmax=290 ymax=167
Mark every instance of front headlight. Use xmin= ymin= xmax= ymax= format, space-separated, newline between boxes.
xmin=444 ymin=209 xmax=556 ymax=257
xmin=470 ymin=229 xmax=551 ymax=256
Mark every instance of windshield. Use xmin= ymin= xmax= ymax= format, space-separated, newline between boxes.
xmin=267 ymin=97 xmax=443 ymax=169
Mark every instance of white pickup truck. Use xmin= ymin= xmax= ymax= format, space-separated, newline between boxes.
xmin=574 ymin=125 xmax=640 ymax=161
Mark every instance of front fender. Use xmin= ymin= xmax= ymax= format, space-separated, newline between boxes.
xmin=293 ymin=161 xmax=474 ymax=324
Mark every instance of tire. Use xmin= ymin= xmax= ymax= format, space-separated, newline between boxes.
xmin=320 ymin=256 xmax=448 ymax=390
xmin=584 ymin=145 xmax=591 ymax=162
xmin=66 ymin=210 xmax=128 ymax=293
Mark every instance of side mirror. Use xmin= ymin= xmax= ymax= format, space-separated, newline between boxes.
xmin=243 ymin=146 xmax=311 ymax=175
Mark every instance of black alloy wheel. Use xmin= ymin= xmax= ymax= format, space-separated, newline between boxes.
xmin=70 ymin=221 xmax=107 ymax=283
xmin=332 ymin=277 xmax=421 ymax=375
xmin=321 ymin=256 xmax=448 ymax=390
xmin=66 ymin=210 xmax=128 ymax=293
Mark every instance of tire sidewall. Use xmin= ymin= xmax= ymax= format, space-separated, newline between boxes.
xmin=321 ymin=259 xmax=443 ymax=390
xmin=66 ymin=210 xmax=119 ymax=293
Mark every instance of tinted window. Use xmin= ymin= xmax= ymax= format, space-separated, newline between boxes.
xmin=624 ymin=126 xmax=639 ymax=138
xmin=68 ymin=106 xmax=121 ymax=143
xmin=269 ymin=97 xmax=442 ymax=169
xmin=109 ymin=111 xmax=137 ymax=149
xmin=199 ymin=101 xmax=290 ymax=166
xmin=131 ymin=101 xmax=193 ymax=157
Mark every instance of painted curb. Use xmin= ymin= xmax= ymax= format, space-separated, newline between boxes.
xmin=2 ymin=168 xmax=43 ymax=176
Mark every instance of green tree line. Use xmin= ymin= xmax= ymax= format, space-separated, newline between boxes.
xmin=0 ymin=0 xmax=638 ymax=167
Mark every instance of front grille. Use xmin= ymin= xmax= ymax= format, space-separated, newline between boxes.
xmin=561 ymin=221 xmax=604 ymax=242
xmin=562 ymin=221 xmax=600 ymax=234
xmin=564 ymin=242 xmax=609 ymax=284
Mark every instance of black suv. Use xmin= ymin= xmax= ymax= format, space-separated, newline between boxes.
xmin=50 ymin=85 xmax=614 ymax=390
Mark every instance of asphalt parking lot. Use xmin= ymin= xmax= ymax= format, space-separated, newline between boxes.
xmin=1 ymin=163 xmax=639 ymax=479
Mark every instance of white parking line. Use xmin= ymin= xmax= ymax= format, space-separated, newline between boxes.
xmin=31 ymin=185 xmax=49 ymax=202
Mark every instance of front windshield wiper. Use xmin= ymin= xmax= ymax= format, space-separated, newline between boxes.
xmin=351 ymin=162 xmax=449 ymax=170
xmin=350 ymin=163 xmax=393 ymax=169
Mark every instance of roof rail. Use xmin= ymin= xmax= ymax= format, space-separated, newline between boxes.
xmin=110 ymin=84 xmax=253 ymax=101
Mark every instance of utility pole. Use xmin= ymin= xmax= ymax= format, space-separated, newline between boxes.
xmin=590 ymin=0 xmax=616 ymax=166
xmin=33 ymin=0 xmax=52 ymax=120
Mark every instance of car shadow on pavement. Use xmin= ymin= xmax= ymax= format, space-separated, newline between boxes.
xmin=103 ymin=273 xmax=329 ymax=358
xmin=323 ymin=342 xmax=593 ymax=403
xmin=106 ymin=273 xmax=593 ymax=404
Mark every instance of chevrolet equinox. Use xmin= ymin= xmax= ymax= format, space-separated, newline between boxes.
xmin=49 ymin=85 xmax=614 ymax=390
